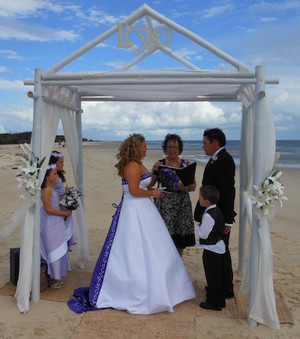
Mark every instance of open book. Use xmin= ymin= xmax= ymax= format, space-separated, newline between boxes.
xmin=158 ymin=162 xmax=197 ymax=187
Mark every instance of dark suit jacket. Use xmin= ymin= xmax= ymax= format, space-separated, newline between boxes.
xmin=194 ymin=148 xmax=236 ymax=224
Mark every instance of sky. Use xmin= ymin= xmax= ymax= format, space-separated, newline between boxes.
xmin=0 ymin=0 xmax=300 ymax=141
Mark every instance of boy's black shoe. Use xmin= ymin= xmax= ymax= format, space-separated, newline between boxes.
xmin=199 ymin=301 xmax=222 ymax=311
xmin=225 ymin=290 xmax=234 ymax=299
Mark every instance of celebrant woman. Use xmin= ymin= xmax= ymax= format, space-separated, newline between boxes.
xmin=68 ymin=133 xmax=196 ymax=314
xmin=149 ymin=133 xmax=196 ymax=257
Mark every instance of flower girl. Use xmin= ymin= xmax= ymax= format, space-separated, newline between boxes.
xmin=49 ymin=151 xmax=76 ymax=251
xmin=40 ymin=165 xmax=72 ymax=288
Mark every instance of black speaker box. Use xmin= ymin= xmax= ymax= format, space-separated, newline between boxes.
xmin=10 ymin=248 xmax=47 ymax=288
xmin=10 ymin=247 xmax=20 ymax=286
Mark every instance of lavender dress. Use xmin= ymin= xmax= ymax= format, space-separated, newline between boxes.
xmin=40 ymin=190 xmax=71 ymax=280
xmin=55 ymin=177 xmax=76 ymax=251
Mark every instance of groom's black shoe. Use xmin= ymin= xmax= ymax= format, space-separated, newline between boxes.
xmin=199 ymin=301 xmax=222 ymax=311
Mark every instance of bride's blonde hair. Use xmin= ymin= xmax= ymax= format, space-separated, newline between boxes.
xmin=115 ymin=133 xmax=145 ymax=177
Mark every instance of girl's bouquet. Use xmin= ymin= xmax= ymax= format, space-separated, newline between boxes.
xmin=60 ymin=186 xmax=82 ymax=211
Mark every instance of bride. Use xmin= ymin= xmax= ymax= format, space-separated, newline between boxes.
xmin=68 ymin=133 xmax=196 ymax=314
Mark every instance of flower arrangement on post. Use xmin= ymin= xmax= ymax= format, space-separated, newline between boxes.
xmin=158 ymin=168 xmax=179 ymax=192
xmin=60 ymin=186 xmax=82 ymax=211
xmin=0 ymin=144 xmax=45 ymax=238
xmin=17 ymin=143 xmax=46 ymax=203
xmin=250 ymin=155 xmax=287 ymax=219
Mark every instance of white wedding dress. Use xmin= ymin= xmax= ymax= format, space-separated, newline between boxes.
xmin=68 ymin=172 xmax=196 ymax=314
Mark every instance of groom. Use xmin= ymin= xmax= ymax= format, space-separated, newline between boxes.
xmin=194 ymin=128 xmax=236 ymax=299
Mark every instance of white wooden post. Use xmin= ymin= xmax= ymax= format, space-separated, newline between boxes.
xmin=31 ymin=69 xmax=43 ymax=303
xmin=248 ymin=65 xmax=266 ymax=326
xmin=75 ymin=100 xmax=84 ymax=204
xmin=238 ymin=102 xmax=248 ymax=273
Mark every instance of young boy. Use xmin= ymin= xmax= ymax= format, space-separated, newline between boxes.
xmin=196 ymin=185 xmax=226 ymax=311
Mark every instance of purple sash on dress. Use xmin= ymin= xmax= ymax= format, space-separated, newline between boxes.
xmin=67 ymin=194 xmax=124 ymax=313
xmin=67 ymin=173 xmax=151 ymax=313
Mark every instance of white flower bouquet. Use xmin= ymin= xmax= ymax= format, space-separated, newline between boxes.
xmin=16 ymin=144 xmax=45 ymax=202
xmin=60 ymin=186 xmax=82 ymax=210
xmin=250 ymin=155 xmax=287 ymax=219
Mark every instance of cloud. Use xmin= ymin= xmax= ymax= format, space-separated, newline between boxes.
xmin=173 ymin=47 xmax=200 ymax=60
xmin=80 ymin=101 xmax=229 ymax=139
xmin=259 ymin=17 xmax=277 ymax=22
xmin=4 ymin=108 xmax=32 ymax=120
xmin=103 ymin=61 xmax=130 ymax=70
xmin=201 ymin=4 xmax=234 ymax=19
xmin=0 ymin=18 xmax=80 ymax=42
xmin=0 ymin=1 xmax=121 ymax=27
xmin=0 ymin=1 xmax=29 ymax=17
xmin=0 ymin=2 xmax=122 ymax=42
xmin=77 ymin=99 xmax=244 ymax=141
xmin=0 ymin=78 xmax=25 ymax=90
xmin=80 ymin=8 xmax=120 ymax=25
xmin=0 ymin=0 xmax=64 ymax=18
xmin=250 ymin=1 xmax=300 ymax=12
xmin=0 ymin=49 xmax=24 ymax=60
xmin=0 ymin=125 xmax=7 ymax=133
xmin=59 ymin=4 xmax=122 ymax=26
xmin=213 ymin=12 xmax=300 ymax=74
xmin=168 ymin=3 xmax=234 ymax=21
xmin=268 ymin=72 xmax=300 ymax=111
xmin=0 ymin=107 xmax=33 ymax=133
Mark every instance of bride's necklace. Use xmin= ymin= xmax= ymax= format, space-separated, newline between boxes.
xmin=166 ymin=158 xmax=180 ymax=167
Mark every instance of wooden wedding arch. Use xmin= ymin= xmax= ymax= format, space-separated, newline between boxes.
xmin=24 ymin=4 xmax=279 ymax=327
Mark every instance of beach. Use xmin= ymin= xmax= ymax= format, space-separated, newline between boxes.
xmin=0 ymin=143 xmax=299 ymax=338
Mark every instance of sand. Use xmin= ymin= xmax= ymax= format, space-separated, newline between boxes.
xmin=0 ymin=143 xmax=299 ymax=338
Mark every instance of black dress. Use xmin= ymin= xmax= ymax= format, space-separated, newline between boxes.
xmin=154 ymin=159 xmax=195 ymax=249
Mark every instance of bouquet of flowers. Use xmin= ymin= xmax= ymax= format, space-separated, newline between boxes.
xmin=60 ymin=186 xmax=82 ymax=210
xmin=250 ymin=155 xmax=287 ymax=219
xmin=17 ymin=144 xmax=45 ymax=202
xmin=158 ymin=168 xmax=179 ymax=192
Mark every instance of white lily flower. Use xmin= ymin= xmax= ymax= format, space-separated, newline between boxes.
xmin=272 ymin=180 xmax=284 ymax=194
xmin=20 ymin=165 xmax=39 ymax=176
xmin=19 ymin=158 xmax=28 ymax=165
xmin=273 ymin=170 xmax=282 ymax=180
xmin=250 ymin=156 xmax=287 ymax=220
xmin=15 ymin=143 xmax=44 ymax=201
xmin=21 ymin=143 xmax=32 ymax=155
xmin=20 ymin=144 xmax=29 ymax=155
xmin=26 ymin=178 xmax=36 ymax=189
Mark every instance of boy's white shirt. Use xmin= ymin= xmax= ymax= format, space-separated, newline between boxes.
xmin=195 ymin=204 xmax=225 ymax=254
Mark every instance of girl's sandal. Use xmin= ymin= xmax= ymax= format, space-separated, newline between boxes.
xmin=49 ymin=279 xmax=63 ymax=289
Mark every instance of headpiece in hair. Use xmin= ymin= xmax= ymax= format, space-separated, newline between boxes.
xmin=51 ymin=151 xmax=64 ymax=158
xmin=46 ymin=164 xmax=56 ymax=170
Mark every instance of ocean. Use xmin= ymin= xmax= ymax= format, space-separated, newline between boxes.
xmin=85 ymin=139 xmax=300 ymax=169
xmin=146 ymin=139 xmax=300 ymax=169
